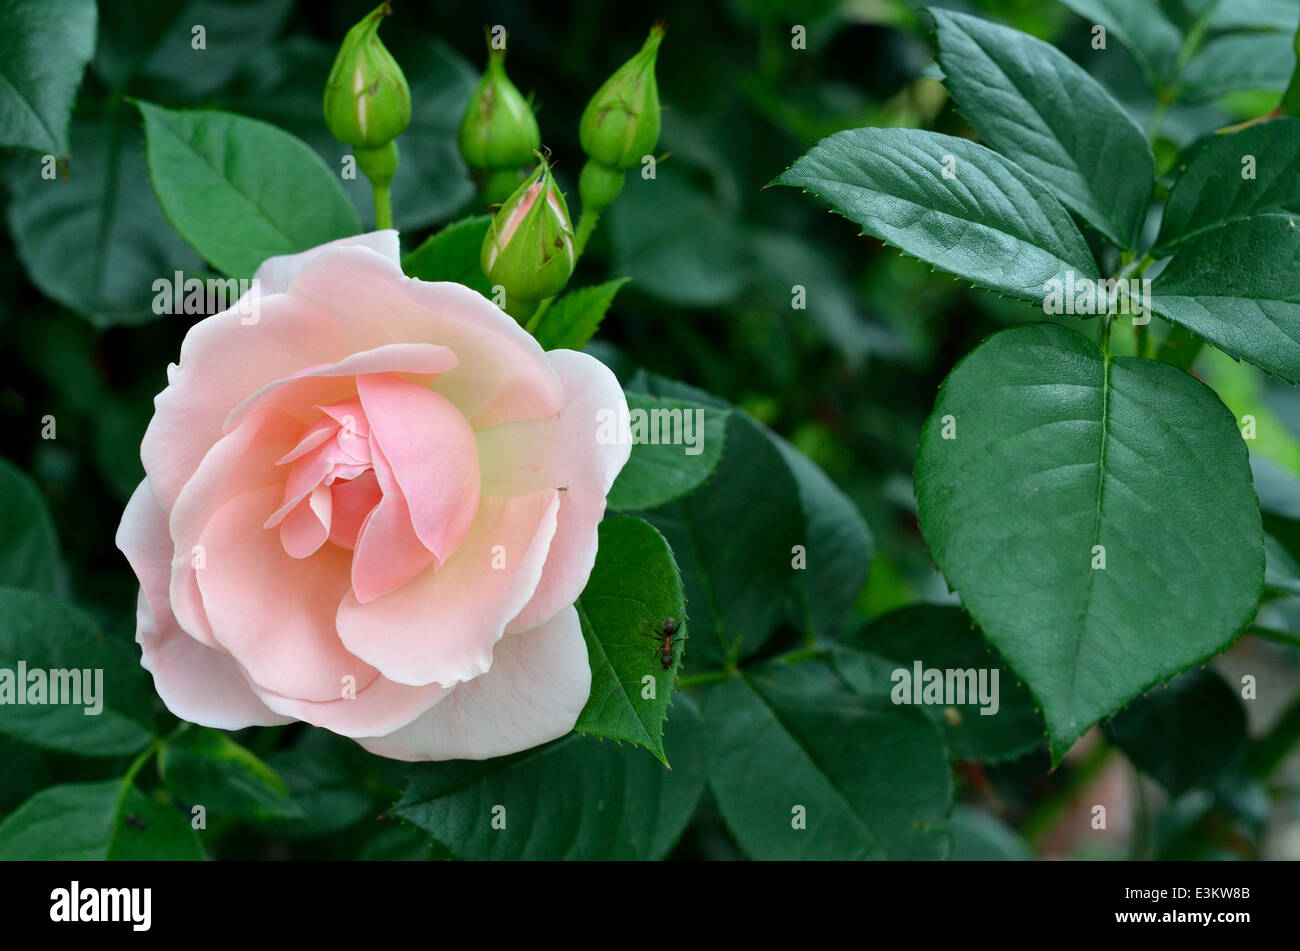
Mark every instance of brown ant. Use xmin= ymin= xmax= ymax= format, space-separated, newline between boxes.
xmin=644 ymin=616 xmax=686 ymax=670
xmin=123 ymin=813 xmax=148 ymax=830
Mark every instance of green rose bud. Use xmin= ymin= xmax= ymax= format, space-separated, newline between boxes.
xmin=482 ymin=159 xmax=576 ymax=314
xmin=323 ymin=2 xmax=411 ymax=149
xmin=579 ymin=23 xmax=664 ymax=172
xmin=459 ymin=44 xmax=541 ymax=172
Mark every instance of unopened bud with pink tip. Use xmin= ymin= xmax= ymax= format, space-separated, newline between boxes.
xmin=481 ymin=157 xmax=575 ymax=316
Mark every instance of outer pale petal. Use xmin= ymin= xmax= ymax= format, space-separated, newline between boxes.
xmin=116 ymin=480 xmax=290 ymax=729
xmin=496 ymin=350 xmax=632 ymax=633
xmin=249 ymin=672 xmax=450 ymax=738
xmin=336 ymin=491 xmax=560 ymax=687
xmin=141 ymin=232 xmax=402 ymax=510
xmin=284 ymin=247 xmax=565 ymax=427
xmin=356 ymin=606 xmax=591 ymax=761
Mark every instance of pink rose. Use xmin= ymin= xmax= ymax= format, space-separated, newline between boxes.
xmin=115 ymin=232 xmax=630 ymax=761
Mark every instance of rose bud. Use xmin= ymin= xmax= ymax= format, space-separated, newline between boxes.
xmin=458 ymin=43 xmax=541 ymax=175
xmin=579 ymin=23 xmax=664 ymax=173
xmin=481 ymin=158 xmax=576 ymax=315
xmin=323 ymin=1 xmax=411 ymax=149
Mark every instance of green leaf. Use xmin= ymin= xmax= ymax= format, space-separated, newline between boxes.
xmin=159 ymin=727 xmax=304 ymax=821
xmin=259 ymin=728 xmax=384 ymax=839
xmin=7 ymin=115 xmax=205 ymax=326
xmin=573 ymin=516 xmax=686 ymax=764
xmin=392 ymin=695 xmax=706 ymax=860
xmin=832 ymin=604 xmax=1045 ymax=762
xmin=401 ymin=214 xmax=492 ymax=295
xmin=0 ymin=458 xmax=64 ymax=595
xmin=1106 ymin=669 xmax=1248 ymax=795
xmin=0 ymin=779 xmax=203 ymax=860
xmin=96 ymin=0 xmax=293 ymax=99
xmin=1285 ymin=21 xmax=1300 ymax=114
xmin=137 ymin=101 xmax=360 ymax=278
xmin=946 ymin=804 xmax=1033 ymax=860
xmin=1057 ymin=0 xmax=1182 ymax=89
xmin=533 ymin=278 xmax=631 ymax=352
xmin=0 ymin=736 xmax=52 ymax=822
xmin=0 ymin=0 xmax=96 ymax=154
xmin=1181 ymin=31 xmax=1296 ymax=102
xmin=631 ymin=375 xmax=803 ymax=664
xmin=1154 ymin=117 xmax=1300 ymax=254
xmin=931 ymin=8 xmax=1154 ymax=250
xmin=768 ymin=431 xmax=873 ymax=641
xmin=1266 ymin=531 xmax=1300 ymax=596
xmin=914 ymin=323 xmax=1263 ymax=760
xmin=608 ymin=168 xmax=748 ymax=307
xmin=606 ymin=393 xmax=729 ymax=512
xmin=109 ymin=785 xmax=206 ymax=860
xmin=704 ymin=664 xmax=952 ymax=860
xmin=1204 ymin=0 xmax=1298 ymax=32
xmin=0 ymin=588 xmax=156 ymax=757
xmin=776 ymin=128 xmax=1096 ymax=305
xmin=1151 ymin=213 xmax=1300 ymax=383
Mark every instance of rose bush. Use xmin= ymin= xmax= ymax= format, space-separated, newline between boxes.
xmin=115 ymin=231 xmax=630 ymax=761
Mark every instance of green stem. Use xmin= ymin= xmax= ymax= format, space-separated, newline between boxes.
xmin=678 ymin=669 xmax=735 ymax=689
xmin=114 ymin=737 xmax=163 ymax=818
xmin=1155 ymin=323 xmax=1204 ymax=370
xmin=573 ymin=206 xmax=601 ymax=261
xmin=372 ymin=180 xmax=393 ymax=230
xmin=1250 ymin=626 xmax=1300 ymax=650
xmin=524 ymin=296 xmax=555 ymax=333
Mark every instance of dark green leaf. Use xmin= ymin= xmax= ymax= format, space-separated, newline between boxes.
xmin=137 ymin=101 xmax=360 ymax=278
xmin=1182 ymin=31 xmax=1296 ymax=102
xmin=769 ymin=431 xmax=873 ymax=641
xmin=631 ymin=375 xmax=803 ymax=664
xmin=0 ymin=458 xmax=65 ymax=595
xmin=776 ymin=128 xmax=1096 ymax=304
xmin=1106 ymin=669 xmax=1248 ymax=795
xmin=915 ymin=323 xmax=1263 ymax=760
xmin=946 ymin=804 xmax=1033 ymax=860
xmin=533 ymin=278 xmax=631 ymax=352
xmin=393 ymin=695 xmax=706 ymax=860
xmin=96 ymin=0 xmax=293 ymax=99
xmin=1151 ymin=213 xmax=1300 ymax=383
xmin=160 ymin=727 xmax=304 ymax=821
xmin=1057 ymin=0 xmax=1182 ymax=88
xmin=0 ymin=779 xmax=203 ymax=860
xmin=932 ymin=8 xmax=1153 ymax=250
xmin=0 ymin=588 xmax=156 ymax=757
xmin=704 ymin=664 xmax=952 ymax=859
xmin=7 ymin=116 xmax=205 ymax=326
xmin=1154 ymin=117 xmax=1300 ymax=254
xmin=832 ymin=604 xmax=1045 ymax=762
xmin=0 ymin=0 xmax=96 ymax=154
xmin=606 ymin=393 xmax=728 ymax=511
xmin=401 ymin=214 xmax=492 ymax=295
xmin=573 ymin=516 xmax=686 ymax=763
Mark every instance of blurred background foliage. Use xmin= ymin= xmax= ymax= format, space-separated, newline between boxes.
xmin=2 ymin=0 xmax=1300 ymax=860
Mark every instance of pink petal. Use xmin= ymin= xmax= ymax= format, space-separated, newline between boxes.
xmin=356 ymin=373 xmax=480 ymax=562
xmin=506 ymin=350 xmax=633 ymax=633
xmin=337 ymin=491 xmax=561 ymax=687
xmin=116 ymin=480 xmax=291 ymax=729
xmin=283 ymin=247 xmax=565 ymax=428
xmin=196 ymin=485 xmax=378 ymax=702
xmin=276 ymin=416 xmax=339 ymax=465
xmin=225 ymin=342 xmax=458 ymax=434
xmin=329 ymin=470 xmax=381 ymax=550
xmin=280 ymin=485 xmax=332 ymax=559
xmin=169 ymin=407 xmax=306 ymax=649
xmin=253 ymin=230 xmax=400 ymax=294
xmin=248 ymin=672 xmax=449 ymax=738
xmin=356 ymin=606 xmax=590 ymax=761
